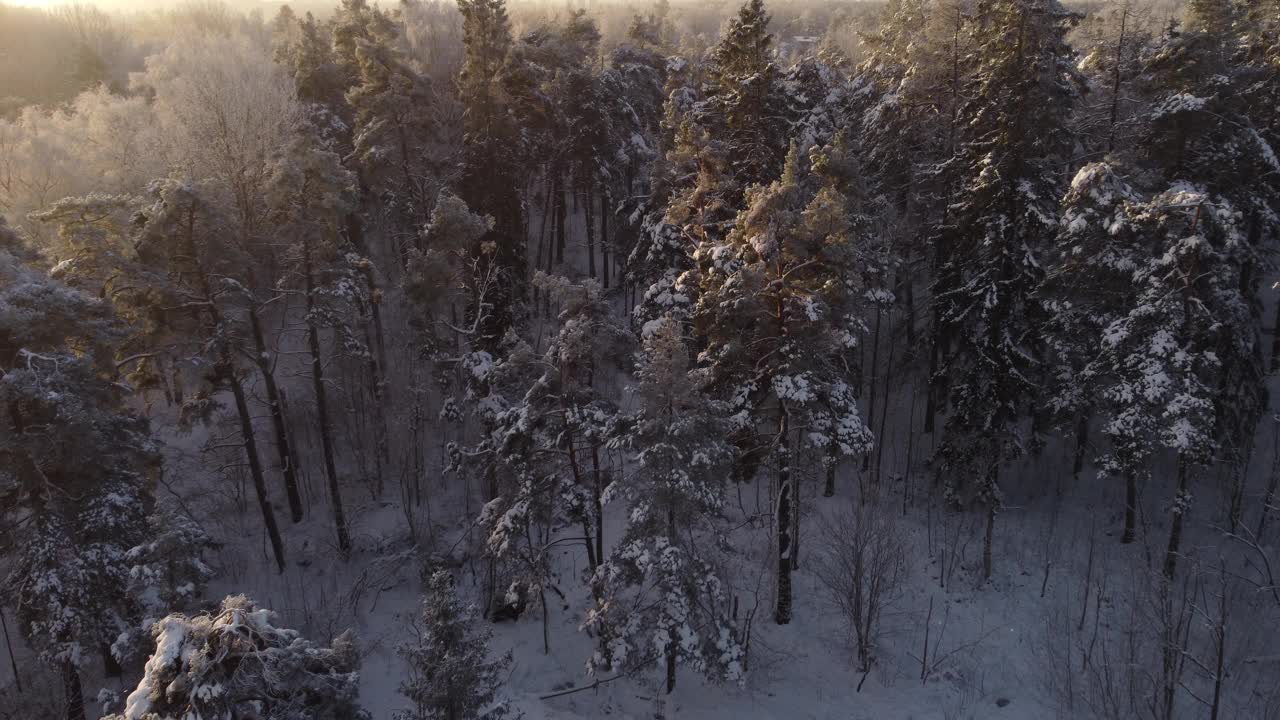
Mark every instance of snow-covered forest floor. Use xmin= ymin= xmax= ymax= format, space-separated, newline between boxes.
xmin=10 ymin=349 xmax=1268 ymax=720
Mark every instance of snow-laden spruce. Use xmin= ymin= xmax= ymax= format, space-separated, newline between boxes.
xmin=585 ymin=316 xmax=743 ymax=693
xmin=397 ymin=571 xmax=511 ymax=720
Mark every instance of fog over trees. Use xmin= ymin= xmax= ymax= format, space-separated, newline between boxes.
xmin=1 ymin=0 xmax=1278 ymax=718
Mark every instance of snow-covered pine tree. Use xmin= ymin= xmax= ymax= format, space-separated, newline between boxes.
xmin=104 ymin=595 xmax=368 ymax=720
xmin=126 ymin=509 xmax=216 ymax=619
xmin=457 ymin=0 xmax=525 ymax=352
xmin=473 ymin=274 xmax=630 ymax=639
xmin=530 ymin=273 xmax=631 ymax=571
xmin=266 ymin=131 xmax=371 ymax=551
xmin=1084 ymin=185 xmax=1250 ymax=577
xmin=397 ymin=571 xmax=511 ymax=720
xmin=345 ymin=4 xmax=440 ymax=240
xmin=586 ymin=316 xmax=743 ymax=693
xmin=1137 ymin=0 xmax=1277 ymax=528
xmin=931 ymin=0 xmax=1081 ymax=582
xmin=1041 ymin=162 xmax=1148 ymax=541
xmin=692 ymin=144 xmax=875 ymax=624
xmin=708 ymin=0 xmax=786 ymax=189
xmin=0 ymin=219 xmax=154 ymax=720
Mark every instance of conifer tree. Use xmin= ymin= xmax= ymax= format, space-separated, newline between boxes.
xmin=266 ymin=133 xmax=364 ymax=553
xmin=1137 ymin=0 xmax=1277 ymax=527
xmin=457 ymin=0 xmax=525 ymax=351
xmin=0 ymin=219 xmax=154 ymax=720
xmin=105 ymin=595 xmax=368 ymax=720
xmin=1084 ymin=186 xmax=1249 ymax=577
xmin=1041 ymin=162 xmax=1148 ymax=541
xmin=709 ymin=0 xmax=785 ymax=187
xmin=586 ymin=317 xmax=744 ymax=693
xmin=397 ymin=571 xmax=510 ymax=720
xmin=931 ymin=0 xmax=1081 ymax=581
xmin=692 ymin=144 xmax=874 ymax=623
xmin=125 ymin=509 xmax=216 ymax=618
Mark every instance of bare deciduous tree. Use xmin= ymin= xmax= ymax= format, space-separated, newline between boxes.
xmin=814 ymin=504 xmax=908 ymax=673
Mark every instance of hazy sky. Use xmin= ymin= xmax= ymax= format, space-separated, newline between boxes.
xmin=5 ymin=0 xmax=284 ymax=9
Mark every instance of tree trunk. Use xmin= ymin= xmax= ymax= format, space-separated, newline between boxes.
xmin=247 ymin=306 xmax=304 ymax=523
xmin=775 ymin=409 xmax=793 ymax=625
xmin=600 ymin=191 xmax=611 ymax=289
xmin=1122 ymin=470 xmax=1137 ymax=544
xmin=1271 ymin=299 xmax=1280 ymax=371
xmin=982 ymin=465 xmax=998 ymax=583
xmin=584 ymin=185 xmax=596 ymax=278
xmin=863 ymin=308 xmax=882 ymax=473
xmin=591 ymin=447 xmax=605 ymax=565
xmin=61 ymin=661 xmax=84 ymax=720
xmin=924 ymin=329 xmax=940 ymax=434
xmin=554 ymin=175 xmax=566 ymax=265
xmin=665 ymin=503 xmax=678 ymax=692
xmin=1163 ymin=457 xmax=1189 ymax=579
xmin=226 ymin=361 xmax=286 ymax=573
xmin=304 ymin=238 xmax=353 ymax=555
xmin=823 ymin=449 xmax=837 ymax=498
xmin=1071 ymin=411 xmax=1088 ymax=480
xmin=0 ymin=608 xmax=21 ymax=694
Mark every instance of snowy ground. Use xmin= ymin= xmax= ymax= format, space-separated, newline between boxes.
xmin=4 ymin=365 xmax=1276 ymax=720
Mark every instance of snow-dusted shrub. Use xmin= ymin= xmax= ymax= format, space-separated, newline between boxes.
xmin=106 ymin=595 xmax=368 ymax=720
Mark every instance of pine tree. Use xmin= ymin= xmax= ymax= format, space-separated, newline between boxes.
xmin=0 ymin=219 xmax=154 ymax=720
xmin=1136 ymin=0 xmax=1277 ymax=528
xmin=345 ymin=5 xmax=440 ymax=240
xmin=266 ymin=133 xmax=367 ymax=552
xmin=1084 ymin=186 xmax=1249 ymax=577
xmin=709 ymin=0 xmax=785 ymax=187
xmin=931 ymin=0 xmax=1081 ymax=581
xmin=397 ymin=571 xmax=510 ymax=720
xmin=1041 ymin=162 xmax=1148 ymax=541
xmin=457 ymin=0 xmax=525 ymax=352
xmin=586 ymin=316 xmax=744 ymax=693
xmin=105 ymin=595 xmax=368 ymax=720
xmin=36 ymin=181 xmax=291 ymax=573
xmin=473 ymin=275 xmax=630 ymax=636
xmin=126 ymin=509 xmax=216 ymax=618
xmin=692 ymin=144 xmax=875 ymax=623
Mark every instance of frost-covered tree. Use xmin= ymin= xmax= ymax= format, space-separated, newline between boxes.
xmin=586 ymin=316 xmax=743 ymax=693
xmin=0 ymin=219 xmax=153 ymax=720
xmin=931 ymin=0 xmax=1081 ymax=581
xmin=266 ymin=132 xmax=368 ymax=552
xmin=1135 ymin=0 xmax=1277 ymax=527
xmin=1041 ymin=163 xmax=1148 ymax=541
xmin=473 ymin=275 xmax=630 ymax=634
xmin=105 ymin=595 xmax=368 ymax=720
xmin=708 ymin=0 xmax=785 ymax=187
xmin=126 ymin=509 xmax=216 ymax=619
xmin=397 ymin=571 xmax=510 ymax=720
xmin=457 ymin=0 xmax=525 ymax=351
xmin=1084 ymin=186 xmax=1252 ymax=578
xmin=692 ymin=144 xmax=874 ymax=624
